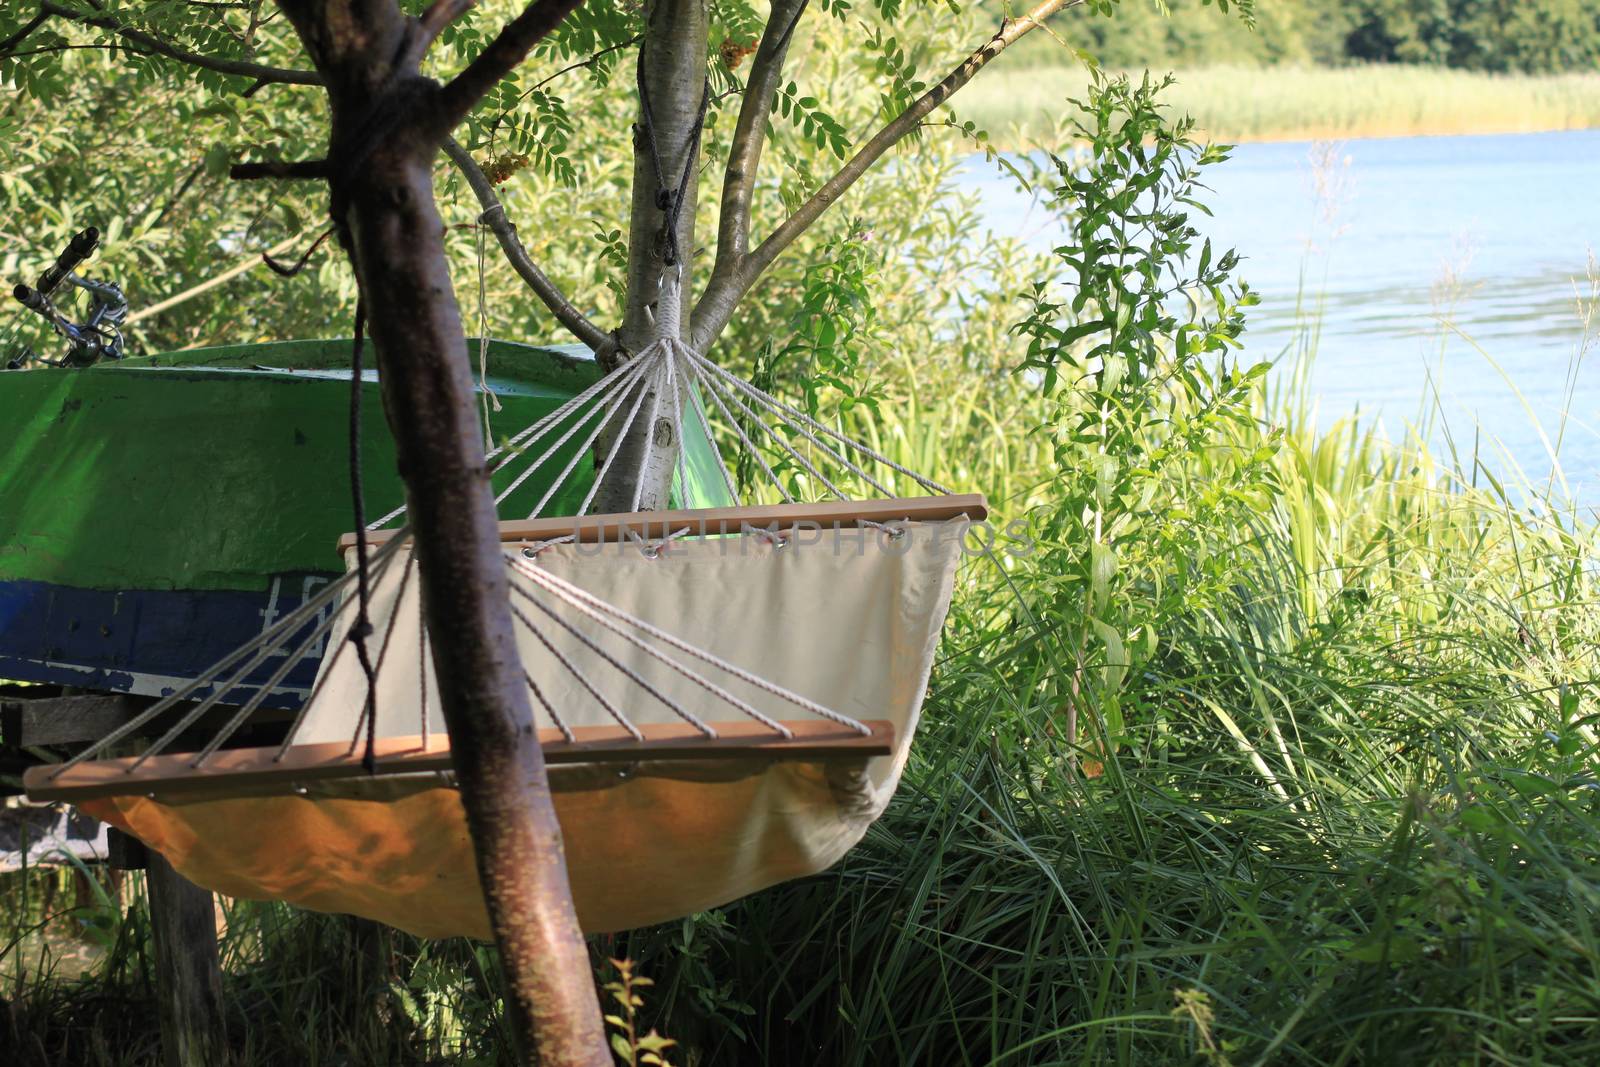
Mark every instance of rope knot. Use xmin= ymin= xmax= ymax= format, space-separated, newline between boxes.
xmin=350 ymin=619 xmax=375 ymax=642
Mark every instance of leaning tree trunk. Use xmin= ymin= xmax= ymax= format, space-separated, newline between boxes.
xmin=259 ymin=4 xmax=608 ymax=1065
xmin=590 ymin=0 xmax=708 ymax=513
xmin=347 ymin=147 xmax=604 ymax=1067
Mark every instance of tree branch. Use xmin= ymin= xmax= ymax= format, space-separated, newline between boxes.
xmin=230 ymin=158 xmax=329 ymax=180
xmin=38 ymin=1 xmax=321 ymax=84
xmin=430 ymin=0 xmax=587 ymax=135
xmin=523 ymin=31 xmax=638 ymax=96
xmin=419 ymin=0 xmax=474 ymax=43
xmin=402 ymin=0 xmax=475 ymax=68
xmin=443 ymin=137 xmax=613 ymax=356
xmin=691 ymin=0 xmax=1079 ymax=350
xmin=0 ymin=9 xmax=50 ymax=55
xmin=703 ymin=0 xmax=808 ymax=307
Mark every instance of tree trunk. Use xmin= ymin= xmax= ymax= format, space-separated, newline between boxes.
xmin=590 ymin=0 xmax=707 ymax=514
xmin=264 ymin=4 xmax=608 ymax=1064
xmin=146 ymin=852 xmax=228 ymax=1067
xmin=344 ymin=135 xmax=607 ymax=1067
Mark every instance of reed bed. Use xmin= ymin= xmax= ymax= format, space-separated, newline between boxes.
xmin=962 ymin=63 xmax=1600 ymax=143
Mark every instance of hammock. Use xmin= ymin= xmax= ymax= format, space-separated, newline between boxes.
xmin=24 ymin=333 xmax=985 ymax=938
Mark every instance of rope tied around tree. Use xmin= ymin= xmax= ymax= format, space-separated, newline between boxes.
xmin=634 ymin=42 xmax=711 ymax=269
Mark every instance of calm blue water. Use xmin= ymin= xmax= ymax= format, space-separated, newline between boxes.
xmin=961 ymin=129 xmax=1600 ymax=510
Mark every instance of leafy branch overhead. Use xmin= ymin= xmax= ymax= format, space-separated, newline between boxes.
xmin=2 ymin=0 xmax=1103 ymax=362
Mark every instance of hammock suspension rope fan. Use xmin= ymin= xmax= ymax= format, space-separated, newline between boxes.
xmin=25 ymin=324 xmax=987 ymax=937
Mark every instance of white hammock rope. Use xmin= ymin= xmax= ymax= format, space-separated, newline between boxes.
xmin=685 ymin=349 xmax=952 ymax=496
xmin=577 ymin=361 xmax=657 ymax=517
xmin=189 ymin=572 xmax=372 ymax=769
xmin=497 ymin=354 xmax=657 ymax=513
xmin=506 ymin=581 xmax=720 ymax=739
xmin=694 ymin=365 xmax=853 ymax=500
xmin=667 ymin=352 xmax=692 ymax=508
xmin=508 ymin=600 xmax=645 ymax=741
xmin=700 ymin=366 xmax=896 ymax=499
xmin=688 ymin=346 xmax=796 ymax=502
xmin=364 ymin=347 xmax=655 ymax=530
xmin=629 ymin=356 xmax=670 ymax=514
xmin=509 ymin=556 xmax=794 ymax=740
xmin=522 ymin=666 xmax=575 ymax=744
xmin=683 ymin=360 xmax=742 ymax=502
xmin=512 ymin=554 xmax=870 ymax=735
xmin=367 ymin=329 xmax=949 ymax=531
xmin=48 ymin=529 xmax=412 ymax=779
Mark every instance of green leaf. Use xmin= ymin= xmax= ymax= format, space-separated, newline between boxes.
xmin=202 ymin=142 xmax=231 ymax=178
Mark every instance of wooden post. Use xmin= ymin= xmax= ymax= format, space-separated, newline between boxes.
xmin=145 ymin=851 xmax=228 ymax=1067
xmin=347 ymin=914 xmax=398 ymax=1037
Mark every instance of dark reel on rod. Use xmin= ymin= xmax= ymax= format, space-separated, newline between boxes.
xmin=8 ymin=226 xmax=129 ymax=369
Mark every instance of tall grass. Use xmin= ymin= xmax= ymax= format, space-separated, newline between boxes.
xmin=961 ymin=63 xmax=1600 ymax=143
xmin=11 ymin=383 xmax=1595 ymax=1063
xmin=613 ymin=364 xmax=1600 ymax=1064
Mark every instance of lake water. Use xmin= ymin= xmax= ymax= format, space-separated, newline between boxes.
xmin=961 ymin=129 xmax=1600 ymax=512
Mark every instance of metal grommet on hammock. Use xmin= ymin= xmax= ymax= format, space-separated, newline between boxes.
xmin=641 ymin=526 xmax=694 ymax=559
xmin=521 ymin=533 xmax=577 ymax=562
xmin=745 ymin=526 xmax=789 ymax=551
xmin=863 ymin=519 xmax=908 ymax=542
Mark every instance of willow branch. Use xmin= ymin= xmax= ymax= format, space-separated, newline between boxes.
xmin=430 ymin=0 xmax=587 ymax=135
xmin=523 ymin=31 xmax=638 ymax=95
xmin=691 ymin=0 xmax=1078 ymax=350
xmin=443 ymin=137 xmax=612 ymax=356
xmin=704 ymin=0 xmax=808 ymax=302
xmin=38 ymin=1 xmax=321 ymax=83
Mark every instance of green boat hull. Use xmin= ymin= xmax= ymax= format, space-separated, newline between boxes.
xmin=0 ymin=339 xmax=725 ymax=703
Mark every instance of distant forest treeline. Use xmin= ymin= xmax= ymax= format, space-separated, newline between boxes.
xmin=1029 ymin=0 xmax=1600 ymax=74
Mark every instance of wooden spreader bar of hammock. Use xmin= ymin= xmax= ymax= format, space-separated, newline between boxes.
xmin=24 ymin=720 xmax=895 ymax=803
xmin=341 ymin=494 xmax=989 ymax=551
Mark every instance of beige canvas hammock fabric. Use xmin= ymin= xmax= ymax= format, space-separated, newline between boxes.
xmin=79 ymin=518 xmax=968 ymax=938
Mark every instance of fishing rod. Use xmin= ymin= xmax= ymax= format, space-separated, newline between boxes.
xmin=7 ymin=226 xmax=128 ymax=369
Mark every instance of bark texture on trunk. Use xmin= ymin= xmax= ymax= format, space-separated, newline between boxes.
xmin=590 ymin=0 xmax=708 ymax=514
xmin=262 ymin=4 xmax=607 ymax=1065
xmin=347 ymin=148 xmax=603 ymax=1067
